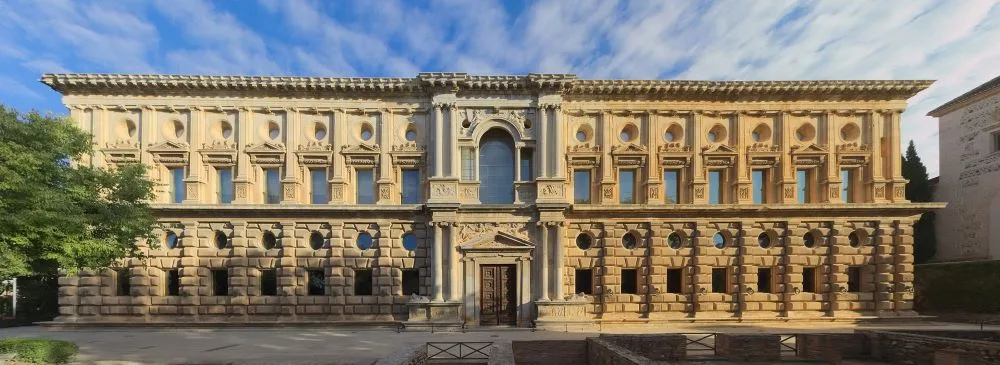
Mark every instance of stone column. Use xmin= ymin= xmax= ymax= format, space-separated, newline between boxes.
xmin=431 ymin=223 xmax=444 ymax=302
xmin=777 ymin=111 xmax=795 ymax=203
xmin=514 ymin=147 xmax=522 ymax=182
xmin=538 ymin=104 xmax=549 ymax=178
xmin=553 ymin=222 xmax=566 ymax=300
xmin=554 ymin=105 xmax=565 ymax=178
xmin=447 ymin=223 xmax=460 ymax=302
xmin=234 ymin=107 xmax=252 ymax=204
xmin=691 ymin=111 xmax=707 ymax=203
xmin=734 ymin=112 xmax=750 ymax=204
xmin=449 ymin=104 xmax=460 ymax=179
xmin=538 ymin=222 xmax=550 ymax=301
xmin=822 ymin=111 xmax=838 ymax=203
xmin=433 ymin=104 xmax=444 ymax=178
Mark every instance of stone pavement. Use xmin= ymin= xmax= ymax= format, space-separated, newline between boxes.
xmin=2 ymin=321 xmax=998 ymax=364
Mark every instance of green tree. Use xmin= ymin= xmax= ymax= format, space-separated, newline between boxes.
xmin=902 ymin=140 xmax=936 ymax=263
xmin=0 ymin=106 xmax=157 ymax=282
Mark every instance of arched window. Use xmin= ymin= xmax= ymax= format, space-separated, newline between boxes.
xmin=713 ymin=232 xmax=726 ymax=249
xmin=165 ymin=231 xmax=178 ymax=249
xmin=357 ymin=232 xmax=373 ymax=250
xmin=576 ymin=233 xmax=593 ymax=250
xmin=402 ymin=233 xmax=417 ymax=251
xmin=262 ymin=231 xmax=277 ymax=249
xmin=622 ymin=232 xmax=638 ymax=249
xmin=309 ymin=231 xmax=324 ymax=250
xmin=667 ymin=232 xmax=682 ymax=249
xmin=214 ymin=230 xmax=228 ymax=249
xmin=478 ymin=129 xmax=515 ymax=204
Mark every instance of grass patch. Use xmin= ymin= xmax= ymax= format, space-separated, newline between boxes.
xmin=0 ymin=338 xmax=78 ymax=364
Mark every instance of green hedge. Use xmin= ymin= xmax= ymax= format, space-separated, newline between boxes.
xmin=0 ymin=338 xmax=78 ymax=364
xmin=915 ymin=260 xmax=1000 ymax=313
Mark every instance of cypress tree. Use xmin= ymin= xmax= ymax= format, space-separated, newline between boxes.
xmin=901 ymin=140 xmax=936 ymax=263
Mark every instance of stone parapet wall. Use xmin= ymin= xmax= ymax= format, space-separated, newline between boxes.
xmin=715 ymin=334 xmax=781 ymax=362
xmin=866 ymin=330 xmax=1000 ymax=365
xmin=599 ymin=334 xmax=685 ymax=362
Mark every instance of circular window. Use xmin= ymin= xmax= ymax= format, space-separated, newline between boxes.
xmin=125 ymin=119 xmax=137 ymax=138
xmin=405 ymin=125 xmax=417 ymax=141
xmin=664 ymin=124 xmax=684 ymax=143
xmin=173 ymin=120 xmax=185 ymax=139
xmin=356 ymin=232 xmax=373 ymax=250
xmin=309 ymin=231 xmax=324 ymax=250
xmin=713 ymin=232 xmax=726 ymax=249
xmin=220 ymin=120 xmax=233 ymax=139
xmin=576 ymin=233 xmax=593 ymax=250
xmin=262 ymin=231 xmax=277 ymax=249
xmin=707 ymin=125 xmax=727 ymax=143
xmin=803 ymin=232 xmax=816 ymax=248
xmin=461 ymin=119 xmax=471 ymax=129
xmin=796 ymin=123 xmax=816 ymax=142
xmin=164 ymin=231 xmax=178 ymax=249
xmin=576 ymin=124 xmax=594 ymax=142
xmin=665 ymin=131 xmax=676 ymax=142
xmin=752 ymin=124 xmax=771 ymax=142
xmin=214 ymin=230 xmax=228 ymax=249
xmin=268 ymin=121 xmax=280 ymax=140
xmin=620 ymin=124 xmax=638 ymax=142
xmin=849 ymin=231 xmax=862 ymax=248
xmin=314 ymin=123 xmax=327 ymax=140
xmin=402 ymin=233 xmax=418 ymax=251
xmin=622 ymin=233 xmax=638 ymax=249
xmin=758 ymin=232 xmax=772 ymax=248
xmin=667 ymin=232 xmax=682 ymax=249
xmin=840 ymin=123 xmax=860 ymax=142
xmin=360 ymin=125 xmax=373 ymax=141
xmin=523 ymin=119 xmax=532 ymax=129
xmin=576 ymin=131 xmax=587 ymax=142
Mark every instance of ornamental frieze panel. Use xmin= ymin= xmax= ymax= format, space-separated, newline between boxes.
xmin=457 ymin=222 xmax=531 ymax=243
xmin=341 ymin=144 xmax=380 ymax=167
xmin=245 ymin=141 xmax=285 ymax=166
xmin=147 ymin=140 xmax=190 ymax=166
xmin=791 ymin=143 xmax=828 ymax=167
xmin=199 ymin=140 xmax=237 ymax=166
xmin=537 ymin=181 xmax=564 ymax=198
xmin=102 ymin=139 xmax=141 ymax=164
xmin=390 ymin=142 xmax=426 ymax=168
xmin=611 ymin=143 xmax=648 ymax=167
xmin=458 ymin=108 xmax=531 ymax=139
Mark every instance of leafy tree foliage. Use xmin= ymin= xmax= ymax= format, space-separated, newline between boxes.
xmin=902 ymin=140 xmax=936 ymax=264
xmin=0 ymin=106 xmax=156 ymax=282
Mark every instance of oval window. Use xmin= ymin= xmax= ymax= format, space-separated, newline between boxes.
xmin=173 ymin=120 xmax=185 ymax=139
xmin=262 ymin=231 xmax=277 ymax=249
xmin=309 ymin=231 xmax=324 ymax=250
xmin=268 ymin=122 xmax=280 ymax=140
xmin=664 ymin=131 xmax=675 ymax=142
xmin=220 ymin=120 xmax=233 ymax=139
xmin=357 ymin=232 xmax=373 ymax=250
xmin=713 ymin=232 xmax=726 ymax=249
xmin=360 ymin=125 xmax=373 ymax=141
xmin=214 ymin=230 xmax=228 ymax=249
xmin=803 ymin=232 xmax=816 ymax=248
xmin=849 ymin=231 xmax=862 ymax=248
xmin=576 ymin=233 xmax=593 ymax=250
xmin=165 ymin=231 xmax=178 ymax=249
xmin=667 ymin=232 xmax=682 ymax=249
xmin=405 ymin=129 xmax=417 ymax=142
xmin=314 ymin=124 xmax=327 ymax=140
xmin=126 ymin=119 xmax=137 ymax=138
xmin=576 ymin=131 xmax=587 ymax=142
xmin=622 ymin=233 xmax=638 ymax=249
xmin=402 ymin=233 xmax=418 ymax=251
xmin=758 ymin=232 xmax=772 ymax=248
xmin=707 ymin=131 xmax=718 ymax=142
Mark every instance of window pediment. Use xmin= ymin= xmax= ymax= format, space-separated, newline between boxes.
xmin=102 ymin=139 xmax=141 ymax=164
xmin=702 ymin=144 xmax=737 ymax=167
xmin=390 ymin=143 xmax=425 ymax=168
xmin=246 ymin=141 xmax=286 ymax=166
xmin=199 ymin=140 xmax=237 ymax=166
xmin=296 ymin=142 xmax=333 ymax=167
xmin=612 ymin=143 xmax=648 ymax=167
xmin=837 ymin=143 xmax=871 ymax=167
xmin=458 ymin=231 xmax=534 ymax=252
xmin=791 ymin=143 xmax=828 ymax=167
xmin=342 ymin=144 xmax=380 ymax=167
xmin=147 ymin=140 xmax=189 ymax=166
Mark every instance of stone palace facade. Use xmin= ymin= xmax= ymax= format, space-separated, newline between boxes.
xmin=43 ymin=73 xmax=942 ymax=328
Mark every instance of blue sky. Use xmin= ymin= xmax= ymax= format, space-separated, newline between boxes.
xmin=3 ymin=0 xmax=1000 ymax=175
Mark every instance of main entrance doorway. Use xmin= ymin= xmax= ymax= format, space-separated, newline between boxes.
xmin=479 ymin=264 xmax=517 ymax=326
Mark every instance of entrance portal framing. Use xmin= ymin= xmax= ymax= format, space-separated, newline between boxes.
xmin=459 ymin=232 xmax=534 ymax=327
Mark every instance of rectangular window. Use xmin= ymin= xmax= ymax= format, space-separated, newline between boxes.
xmin=402 ymin=269 xmax=420 ymax=296
xmin=993 ymin=131 xmax=1000 ymax=153
xmin=401 ymin=169 xmax=421 ymax=204
xmin=310 ymin=168 xmax=329 ymax=204
xmin=265 ymin=168 xmax=281 ymax=204
xmin=757 ymin=267 xmax=773 ymax=294
xmin=752 ymin=169 xmax=767 ymax=204
xmin=666 ymin=268 xmax=683 ymax=294
xmin=574 ymin=170 xmax=592 ymax=204
xmin=356 ymin=169 xmax=375 ymax=204
xmin=218 ymin=168 xmax=233 ymax=204
xmin=354 ymin=269 xmax=373 ymax=296
xmin=166 ymin=269 xmax=180 ymax=296
xmin=307 ymin=270 xmax=325 ymax=296
xmin=841 ymin=169 xmax=854 ymax=203
xmin=621 ymin=268 xmax=638 ymax=294
xmin=847 ymin=266 xmax=861 ymax=292
xmin=170 ymin=167 xmax=186 ymax=203
xmin=797 ymin=169 xmax=811 ymax=204
xmin=116 ymin=269 xmax=131 ymax=296
xmin=520 ymin=149 xmax=533 ymax=181
xmin=802 ymin=267 xmax=816 ymax=293
xmin=212 ymin=269 xmax=229 ymax=296
xmin=461 ymin=148 xmax=475 ymax=180
xmin=708 ymin=170 xmax=722 ymax=204
xmin=575 ymin=269 xmax=593 ymax=294
xmin=664 ymin=169 xmax=679 ymax=204
xmin=619 ymin=169 xmax=636 ymax=204
xmin=711 ymin=268 xmax=727 ymax=293
xmin=260 ymin=269 xmax=278 ymax=296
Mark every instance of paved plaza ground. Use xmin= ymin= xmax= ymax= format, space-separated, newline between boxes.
xmin=2 ymin=321 xmax=999 ymax=364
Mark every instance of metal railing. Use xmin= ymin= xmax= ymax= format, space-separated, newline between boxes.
xmin=779 ymin=334 xmax=797 ymax=355
xmin=426 ymin=342 xmax=493 ymax=360
xmin=681 ymin=333 xmax=799 ymax=358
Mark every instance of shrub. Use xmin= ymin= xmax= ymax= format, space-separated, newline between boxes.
xmin=0 ymin=338 xmax=78 ymax=364
xmin=915 ymin=260 xmax=1000 ymax=313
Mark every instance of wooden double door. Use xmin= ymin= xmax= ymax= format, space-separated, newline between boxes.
xmin=479 ymin=264 xmax=517 ymax=326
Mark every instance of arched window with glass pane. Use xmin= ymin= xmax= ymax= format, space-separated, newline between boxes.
xmin=478 ymin=129 xmax=515 ymax=204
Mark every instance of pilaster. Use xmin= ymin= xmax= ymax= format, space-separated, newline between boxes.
xmin=691 ymin=111 xmax=707 ymax=204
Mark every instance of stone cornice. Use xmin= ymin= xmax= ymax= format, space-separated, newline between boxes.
xmin=41 ymin=73 xmax=933 ymax=101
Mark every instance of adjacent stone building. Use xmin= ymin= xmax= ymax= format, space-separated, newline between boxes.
xmin=928 ymin=74 xmax=1000 ymax=262
xmin=42 ymin=73 xmax=941 ymax=328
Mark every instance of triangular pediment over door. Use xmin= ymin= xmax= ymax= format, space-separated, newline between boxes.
xmin=459 ymin=231 xmax=534 ymax=253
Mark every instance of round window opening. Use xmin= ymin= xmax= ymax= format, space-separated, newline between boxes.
xmin=360 ymin=125 xmax=373 ymax=141
xmin=523 ymin=119 xmax=532 ymax=129
xmin=356 ymin=232 xmax=374 ymax=250
xmin=461 ymin=119 xmax=471 ymax=129
xmin=220 ymin=121 xmax=233 ymax=139
xmin=268 ymin=122 xmax=280 ymax=140
xmin=126 ymin=120 xmax=137 ymax=138
xmin=664 ymin=124 xmax=684 ymax=143
xmin=803 ymin=232 xmax=816 ymax=248
xmin=402 ymin=233 xmax=418 ymax=251
xmin=713 ymin=232 xmax=726 ymax=249
xmin=840 ymin=123 xmax=861 ymax=142
xmin=751 ymin=131 xmax=761 ymax=142
xmin=314 ymin=124 xmax=327 ymax=140
xmin=405 ymin=129 xmax=417 ymax=142
xmin=173 ymin=120 xmax=185 ymax=139
xmin=164 ymin=231 xmax=178 ymax=249
xmin=796 ymin=123 xmax=816 ymax=142
xmin=576 ymin=131 xmax=587 ymax=142
xmin=707 ymin=131 xmax=718 ymax=142
xmin=620 ymin=124 xmax=638 ymax=142
xmin=667 ymin=232 xmax=682 ymax=249
xmin=758 ymin=232 xmax=772 ymax=248
xmin=849 ymin=231 xmax=862 ymax=248
xmin=576 ymin=233 xmax=593 ymax=250
xmin=214 ymin=230 xmax=228 ymax=249
xmin=262 ymin=231 xmax=277 ymax=250
xmin=622 ymin=233 xmax=638 ymax=249
xmin=665 ymin=131 xmax=676 ymax=142
xmin=309 ymin=231 xmax=324 ymax=250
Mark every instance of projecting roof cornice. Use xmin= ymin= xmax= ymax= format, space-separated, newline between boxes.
xmin=41 ymin=73 xmax=933 ymax=101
